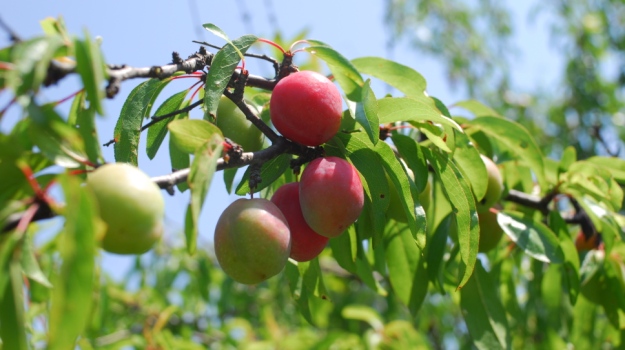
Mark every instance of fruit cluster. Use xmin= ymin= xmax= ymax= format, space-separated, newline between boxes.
xmin=212 ymin=70 xmax=367 ymax=284
xmin=214 ymin=156 xmax=364 ymax=284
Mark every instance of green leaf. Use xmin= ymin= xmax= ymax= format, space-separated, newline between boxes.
xmin=146 ymin=90 xmax=188 ymax=159
xmin=235 ymin=153 xmax=291 ymax=195
xmin=384 ymin=222 xmax=428 ymax=316
xmin=114 ymin=78 xmax=172 ymax=165
xmin=460 ymin=260 xmax=511 ymax=350
xmin=68 ymin=91 xmax=103 ymax=165
xmin=497 ymin=210 xmax=563 ymax=263
xmin=74 ymin=30 xmax=107 ymax=116
xmin=305 ymin=43 xmax=364 ymax=101
xmin=184 ymin=134 xmax=224 ymax=254
xmin=203 ymin=34 xmax=258 ymax=121
xmin=49 ymin=175 xmax=102 ymax=350
xmin=377 ymin=97 xmax=462 ymax=132
xmin=331 ymin=131 xmax=388 ymax=243
xmin=558 ymin=146 xmax=577 ymax=177
xmin=424 ymin=148 xmax=479 ymax=289
xmin=168 ymin=118 xmax=223 ymax=154
xmin=549 ymin=210 xmax=580 ymax=304
xmin=351 ymin=56 xmax=426 ymax=97
xmin=354 ymin=80 xmax=379 ymax=145
xmin=297 ymin=258 xmax=330 ymax=300
xmin=329 ymin=225 xmax=358 ymax=273
xmin=0 ymin=260 xmax=28 ymax=350
xmin=453 ymin=99 xmax=502 ymax=118
xmin=468 ymin=116 xmax=547 ymax=191
xmin=586 ymin=156 xmax=625 ymax=185
xmin=28 ymin=103 xmax=87 ymax=168
xmin=168 ymin=107 xmax=191 ymax=192
xmin=452 ymin=130 xmax=488 ymax=202
xmin=376 ymin=141 xmax=426 ymax=248
xmin=391 ymin=133 xmax=429 ymax=193
xmin=7 ymin=36 xmax=64 ymax=95
xmin=341 ymin=305 xmax=384 ymax=331
xmin=20 ymin=232 xmax=52 ymax=288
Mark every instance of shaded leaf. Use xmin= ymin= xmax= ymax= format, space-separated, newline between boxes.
xmin=354 ymin=80 xmax=379 ymax=145
xmin=235 ymin=153 xmax=291 ymax=195
xmin=460 ymin=260 xmax=510 ymax=350
xmin=74 ymin=31 xmax=107 ymax=116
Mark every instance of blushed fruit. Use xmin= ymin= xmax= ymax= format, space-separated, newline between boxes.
xmin=215 ymin=96 xmax=264 ymax=152
xmin=299 ymin=157 xmax=364 ymax=237
xmin=271 ymin=182 xmax=329 ymax=262
xmin=478 ymin=210 xmax=504 ymax=252
xmin=575 ymin=231 xmax=600 ymax=251
xmin=477 ymin=154 xmax=504 ymax=212
xmin=86 ymin=163 xmax=164 ymax=255
xmin=270 ymin=71 xmax=343 ymax=146
xmin=214 ymin=198 xmax=291 ymax=284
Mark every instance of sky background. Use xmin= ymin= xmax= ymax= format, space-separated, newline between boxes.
xmin=2 ymin=0 xmax=560 ymax=279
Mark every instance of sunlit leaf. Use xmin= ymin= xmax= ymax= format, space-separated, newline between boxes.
xmin=168 ymin=118 xmax=223 ymax=154
xmin=146 ymin=89 xmax=188 ymax=159
xmin=0 ymin=260 xmax=28 ymax=350
xmin=453 ymin=99 xmax=502 ymax=118
xmin=305 ymin=42 xmax=364 ymax=101
xmin=74 ymin=30 xmax=107 ymax=116
xmin=185 ymin=134 xmax=223 ymax=254
xmin=354 ymin=80 xmax=379 ymax=145
xmin=49 ymin=175 xmax=102 ymax=350
xmin=378 ymin=97 xmax=462 ymax=131
xmin=203 ymin=34 xmax=258 ymax=122
xmin=114 ymin=78 xmax=172 ymax=165
xmin=497 ymin=210 xmax=563 ymax=263
xmin=351 ymin=56 xmax=426 ymax=96
xmin=468 ymin=116 xmax=547 ymax=190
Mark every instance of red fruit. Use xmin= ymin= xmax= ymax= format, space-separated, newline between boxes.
xmin=271 ymin=182 xmax=329 ymax=262
xmin=575 ymin=231 xmax=600 ymax=252
xmin=270 ymin=71 xmax=343 ymax=146
xmin=299 ymin=157 xmax=364 ymax=237
xmin=214 ymin=198 xmax=291 ymax=284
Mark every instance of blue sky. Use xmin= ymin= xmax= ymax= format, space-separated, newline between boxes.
xmin=2 ymin=0 xmax=561 ymax=278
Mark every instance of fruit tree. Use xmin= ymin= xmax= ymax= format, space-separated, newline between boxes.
xmin=1 ymin=15 xmax=625 ymax=350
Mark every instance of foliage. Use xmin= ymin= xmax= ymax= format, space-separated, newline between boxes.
xmin=0 ymin=13 xmax=624 ymax=349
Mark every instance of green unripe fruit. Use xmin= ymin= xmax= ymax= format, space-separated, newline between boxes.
xmin=214 ymin=198 xmax=291 ymax=284
xmin=86 ymin=163 xmax=165 ymax=255
xmin=477 ymin=210 xmax=504 ymax=252
xmin=215 ymin=96 xmax=264 ymax=152
xmin=477 ymin=155 xmax=504 ymax=212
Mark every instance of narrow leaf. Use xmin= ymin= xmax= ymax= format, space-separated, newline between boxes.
xmin=305 ymin=43 xmax=364 ymax=101
xmin=185 ymin=134 xmax=224 ymax=254
xmin=114 ymin=78 xmax=172 ymax=164
xmin=354 ymin=79 xmax=379 ymax=145
xmin=453 ymin=99 xmax=502 ymax=118
xmin=460 ymin=260 xmax=511 ymax=350
xmin=498 ymin=210 xmax=564 ymax=263
xmin=49 ymin=175 xmax=102 ymax=350
xmin=0 ymin=260 xmax=28 ymax=350
xmin=74 ymin=31 xmax=107 ymax=116
xmin=384 ymin=222 xmax=428 ymax=316
xmin=452 ymin=130 xmax=488 ymax=202
xmin=424 ymin=148 xmax=479 ymax=289
xmin=168 ymin=118 xmax=223 ymax=154
xmin=351 ymin=56 xmax=426 ymax=96
xmin=203 ymin=34 xmax=258 ymax=121
xmin=378 ymin=97 xmax=462 ymax=131
xmin=468 ymin=116 xmax=546 ymax=191
xmin=146 ymin=89 xmax=188 ymax=159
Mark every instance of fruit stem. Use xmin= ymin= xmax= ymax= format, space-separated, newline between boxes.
xmin=258 ymin=38 xmax=286 ymax=54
